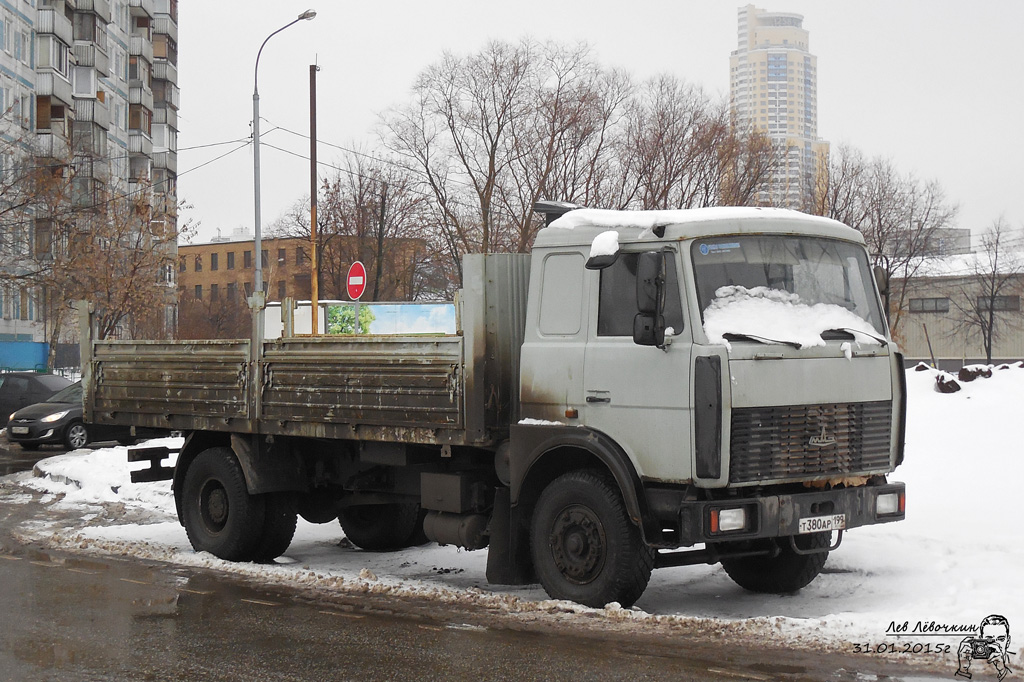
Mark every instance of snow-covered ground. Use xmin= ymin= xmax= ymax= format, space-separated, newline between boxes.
xmin=1 ymin=365 xmax=1021 ymax=670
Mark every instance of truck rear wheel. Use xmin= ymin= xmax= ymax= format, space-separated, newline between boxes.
xmin=530 ymin=470 xmax=654 ymax=608
xmin=252 ymin=492 xmax=298 ymax=562
xmin=338 ymin=503 xmax=421 ymax=551
xmin=720 ymin=532 xmax=830 ymax=593
xmin=181 ymin=447 xmax=266 ymax=561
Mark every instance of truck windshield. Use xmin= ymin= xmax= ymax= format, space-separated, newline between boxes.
xmin=690 ymin=236 xmax=885 ymax=337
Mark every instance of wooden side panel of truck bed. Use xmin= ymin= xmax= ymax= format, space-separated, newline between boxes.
xmin=86 ymin=335 xmax=467 ymax=443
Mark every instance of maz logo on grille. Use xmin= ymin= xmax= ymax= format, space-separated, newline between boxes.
xmin=809 ymin=424 xmax=837 ymax=448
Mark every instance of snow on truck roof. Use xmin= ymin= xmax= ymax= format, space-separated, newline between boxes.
xmin=536 ymin=207 xmax=862 ymax=248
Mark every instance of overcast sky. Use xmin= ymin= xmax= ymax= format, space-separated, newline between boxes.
xmin=177 ymin=1 xmax=1024 ymax=247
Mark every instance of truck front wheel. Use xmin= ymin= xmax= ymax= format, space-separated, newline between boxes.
xmin=181 ymin=447 xmax=266 ymax=561
xmin=720 ymin=532 xmax=830 ymax=593
xmin=530 ymin=470 xmax=654 ymax=608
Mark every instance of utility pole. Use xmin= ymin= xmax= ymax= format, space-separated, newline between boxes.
xmin=310 ymin=63 xmax=320 ymax=334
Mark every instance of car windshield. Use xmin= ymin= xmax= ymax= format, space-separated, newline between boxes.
xmin=46 ymin=382 xmax=83 ymax=404
xmin=691 ymin=236 xmax=886 ymax=337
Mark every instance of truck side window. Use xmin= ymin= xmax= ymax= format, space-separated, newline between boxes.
xmin=597 ymin=253 xmax=684 ymax=336
xmin=539 ymin=252 xmax=585 ymax=335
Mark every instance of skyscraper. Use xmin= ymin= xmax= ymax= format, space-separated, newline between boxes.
xmin=730 ymin=4 xmax=828 ymax=210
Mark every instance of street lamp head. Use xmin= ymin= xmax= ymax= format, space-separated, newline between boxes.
xmin=298 ymin=9 xmax=316 ymax=20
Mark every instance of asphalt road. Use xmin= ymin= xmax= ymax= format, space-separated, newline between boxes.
xmin=0 ymin=437 xmax=948 ymax=682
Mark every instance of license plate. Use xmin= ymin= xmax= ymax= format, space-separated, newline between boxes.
xmin=10 ymin=426 xmax=29 ymax=435
xmin=798 ymin=513 xmax=846 ymax=534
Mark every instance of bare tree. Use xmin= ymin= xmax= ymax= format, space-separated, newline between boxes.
xmin=948 ymin=219 xmax=1024 ymax=363
xmin=273 ymin=151 xmax=430 ymax=301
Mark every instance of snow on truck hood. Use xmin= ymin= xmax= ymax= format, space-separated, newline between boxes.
xmin=703 ymin=286 xmax=884 ymax=350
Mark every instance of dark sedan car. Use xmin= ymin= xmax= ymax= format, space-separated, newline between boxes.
xmin=0 ymin=371 xmax=73 ymax=429
xmin=6 ymin=381 xmax=166 ymax=450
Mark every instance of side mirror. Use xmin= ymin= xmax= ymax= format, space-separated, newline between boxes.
xmin=633 ymin=313 xmax=665 ymax=347
xmin=585 ymin=253 xmax=618 ymax=270
xmin=873 ymin=265 xmax=889 ymax=296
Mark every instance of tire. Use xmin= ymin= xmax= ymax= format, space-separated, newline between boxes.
xmin=181 ymin=447 xmax=266 ymax=561
xmin=19 ymin=443 xmax=40 ymax=451
xmin=720 ymin=532 xmax=830 ymax=593
xmin=252 ymin=492 xmax=298 ymax=562
xmin=337 ymin=503 xmax=421 ymax=551
xmin=530 ymin=470 xmax=654 ymax=608
xmin=63 ymin=421 xmax=89 ymax=450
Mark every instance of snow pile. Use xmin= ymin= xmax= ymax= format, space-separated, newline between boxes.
xmin=589 ymin=230 xmax=619 ymax=258
xmin=549 ymin=206 xmax=843 ymax=232
xmin=2 ymin=366 xmax=1023 ymax=668
xmin=703 ymin=285 xmax=883 ymax=348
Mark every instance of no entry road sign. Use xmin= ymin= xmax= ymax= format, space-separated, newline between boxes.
xmin=347 ymin=261 xmax=366 ymax=301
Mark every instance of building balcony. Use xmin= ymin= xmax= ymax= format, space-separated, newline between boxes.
xmin=129 ymin=131 xmax=153 ymax=155
xmin=35 ymin=72 xmax=75 ymax=107
xmin=153 ymin=150 xmax=177 ymax=173
xmin=74 ymin=41 xmax=111 ymax=76
xmin=129 ymin=85 xmax=154 ymax=110
xmin=36 ymin=8 xmax=75 ymax=45
xmin=153 ymin=60 xmax=177 ymax=85
xmin=77 ymin=0 xmax=112 ymax=22
xmin=35 ymin=132 xmax=71 ymax=161
xmin=75 ymin=98 xmax=111 ymax=129
xmin=129 ymin=0 xmax=155 ymax=18
xmin=154 ymin=15 xmax=178 ymax=42
xmin=154 ymin=104 xmax=177 ymax=128
xmin=129 ymin=34 xmax=154 ymax=63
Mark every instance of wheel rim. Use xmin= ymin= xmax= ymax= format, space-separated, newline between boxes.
xmin=68 ymin=425 xmax=87 ymax=449
xmin=548 ymin=504 xmax=606 ymax=585
xmin=199 ymin=479 xmax=230 ymax=533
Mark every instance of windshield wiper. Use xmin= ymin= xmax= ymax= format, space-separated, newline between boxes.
xmin=821 ymin=327 xmax=888 ymax=346
xmin=722 ymin=332 xmax=802 ymax=349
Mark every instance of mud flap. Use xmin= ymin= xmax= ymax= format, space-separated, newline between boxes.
xmin=485 ymin=487 xmax=533 ymax=585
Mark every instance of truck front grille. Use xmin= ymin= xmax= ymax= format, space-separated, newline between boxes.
xmin=729 ymin=401 xmax=892 ymax=483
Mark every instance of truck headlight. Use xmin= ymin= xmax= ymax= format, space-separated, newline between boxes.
xmin=876 ymin=492 xmax=904 ymax=516
xmin=41 ymin=410 xmax=70 ymax=423
xmin=711 ymin=507 xmax=748 ymax=533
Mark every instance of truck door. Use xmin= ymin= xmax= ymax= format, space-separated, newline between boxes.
xmin=582 ymin=250 xmax=693 ymax=482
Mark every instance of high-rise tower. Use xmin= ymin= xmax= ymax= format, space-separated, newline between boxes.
xmin=730 ymin=4 xmax=828 ymax=210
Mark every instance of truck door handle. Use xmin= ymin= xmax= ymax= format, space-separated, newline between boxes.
xmin=586 ymin=396 xmax=610 ymax=403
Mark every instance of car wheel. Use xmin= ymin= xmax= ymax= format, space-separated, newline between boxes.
xmin=63 ymin=421 xmax=90 ymax=450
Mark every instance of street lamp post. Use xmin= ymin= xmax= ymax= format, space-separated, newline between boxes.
xmin=252 ymin=9 xmax=316 ymax=300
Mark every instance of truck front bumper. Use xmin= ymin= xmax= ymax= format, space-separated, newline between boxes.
xmin=645 ymin=481 xmax=906 ymax=547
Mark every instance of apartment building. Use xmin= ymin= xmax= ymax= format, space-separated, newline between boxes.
xmin=0 ymin=0 xmax=179 ymax=343
xmin=729 ymin=4 xmax=829 ymax=210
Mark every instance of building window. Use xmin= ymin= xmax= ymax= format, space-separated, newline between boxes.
xmin=179 ymin=257 xmax=186 ymax=272
xmin=194 ymin=254 xmax=202 ymax=272
xmin=909 ymin=297 xmax=950 ymax=313
xmin=277 ymin=281 xmax=286 ymax=300
xmin=210 ymin=253 xmax=219 ymax=271
xmin=195 ymin=285 xmax=202 ymax=299
xmin=978 ymin=295 xmax=1020 ymax=312
xmin=278 ymin=248 xmax=287 ymax=263
xmin=261 ymin=250 xmax=269 ymax=267
xmin=227 ymin=252 xmax=235 ymax=270
xmin=244 ymin=251 xmax=252 ymax=269
xmin=296 ymin=247 xmax=305 ymax=265
xmin=210 ymin=283 xmax=219 ymax=301
xmin=227 ymin=282 xmax=237 ymax=300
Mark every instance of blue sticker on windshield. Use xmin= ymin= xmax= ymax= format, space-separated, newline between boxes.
xmin=698 ymin=242 xmax=740 ymax=255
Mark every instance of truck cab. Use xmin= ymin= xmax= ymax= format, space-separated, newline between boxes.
xmin=504 ymin=205 xmax=905 ymax=605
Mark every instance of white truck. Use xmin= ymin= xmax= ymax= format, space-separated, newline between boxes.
xmin=83 ymin=203 xmax=906 ymax=608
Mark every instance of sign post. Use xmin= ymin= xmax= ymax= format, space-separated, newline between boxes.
xmin=346 ymin=261 xmax=366 ymax=334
